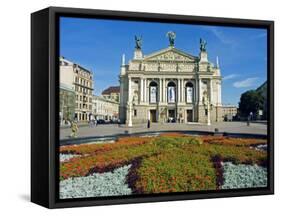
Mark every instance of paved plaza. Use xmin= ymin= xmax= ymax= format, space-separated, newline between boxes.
xmin=60 ymin=121 xmax=267 ymax=140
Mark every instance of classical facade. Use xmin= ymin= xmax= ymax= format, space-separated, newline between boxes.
xmin=119 ymin=33 xmax=223 ymax=125
xmin=92 ymin=95 xmax=119 ymax=121
xmin=60 ymin=57 xmax=94 ymax=122
xmin=221 ymin=105 xmax=238 ymax=121
xmin=101 ymin=86 xmax=120 ymax=102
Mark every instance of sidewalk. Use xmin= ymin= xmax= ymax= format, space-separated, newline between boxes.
xmin=60 ymin=121 xmax=267 ymax=140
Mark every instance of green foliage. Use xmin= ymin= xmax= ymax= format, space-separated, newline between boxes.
xmin=153 ymin=136 xmax=203 ymax=149
xmin=136 ymin=148 xmax=217 ymax=193
xmin=238 ymin=89 xmax=265 ymax=118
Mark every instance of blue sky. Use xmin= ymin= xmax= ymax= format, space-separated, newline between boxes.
xmin=60 ymin=17 xmax=267 ymax=106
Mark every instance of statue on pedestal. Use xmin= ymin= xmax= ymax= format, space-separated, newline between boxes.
xmin=135 ymin=35 xmax=142 ymax=49
xmin=202 ymin=91 xmax=209 ymax=104
xmin=200 ymin=38 xmax=207 ymax=52
xmin=166 ymin=31 xmax=176 ymax=47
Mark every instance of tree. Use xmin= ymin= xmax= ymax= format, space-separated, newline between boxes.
xmin=238 ymin=90 xmax=264 ymax=118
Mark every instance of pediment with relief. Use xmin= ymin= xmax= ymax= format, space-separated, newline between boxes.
xmin=144 ymin=48 xmax=197 ymax=62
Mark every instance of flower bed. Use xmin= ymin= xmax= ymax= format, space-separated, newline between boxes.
xmin=201 ymin=136 xmax=266 ymax=147
xmin=60 ymin=153 xmax=80 ymax=162
xmin=60 ymin=138 xmax=157 ymax=180
xmin=60 ymin=133 xmax=267 ymax=197
xmin=60 ymin=137 xmax=152 ymax=155
xmin=134 ymin=148 xmax=217 ymax=193
xmin=60 ymin=164 xmax=132 ymax=199
xmin=221 ymin=162 xmax=267 ymax=189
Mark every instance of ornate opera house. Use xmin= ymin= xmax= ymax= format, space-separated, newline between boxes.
xmin=119 ymin=32 xmax=223 ymax=126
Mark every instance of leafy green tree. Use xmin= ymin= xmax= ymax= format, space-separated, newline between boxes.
xmin=238 ymin=90 xmax=264 ymax=118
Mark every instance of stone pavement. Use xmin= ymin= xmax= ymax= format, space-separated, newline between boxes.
xmin=60 ymin=121 xmax=267 ymax=140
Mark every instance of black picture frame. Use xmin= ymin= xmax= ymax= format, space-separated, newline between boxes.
xmin=31 ymin=6 xmax=274 ymax=209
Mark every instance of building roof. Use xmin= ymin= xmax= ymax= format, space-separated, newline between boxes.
xmin=222 ymin=104 xmax=238 ymax=108
xmin=92 ymin=95 xmax=119 ymax=104
xmin=102 ymin=86 xmax=120 ymax=94
xmin=60 ymin=56 xmax=92 ymax=74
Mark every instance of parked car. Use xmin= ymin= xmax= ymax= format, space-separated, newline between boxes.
xmin=97 ymin=119 xmax=106 ymax=124
xmin=109 ymin=119 xmax=118 ymax=124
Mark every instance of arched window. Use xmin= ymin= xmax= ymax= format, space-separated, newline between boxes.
xmin=149 ymin=81 xmax=158 ymax=103
xmin=167 ymin=81 xmax=176 ymax=103
xmin=186 ymin=82 xmax=194 ymax=103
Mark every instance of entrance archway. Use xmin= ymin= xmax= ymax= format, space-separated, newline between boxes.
xmin=150 ymin=109 xmax=157 ymax=122
xmin=186 ymin=109 xmax=193 ymax=122
xmin=168 ymin=109 xmax=176 ymax=122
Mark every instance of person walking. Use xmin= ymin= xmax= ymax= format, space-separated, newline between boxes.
xmin=147 ymin=119 xmax=150 ymax=129
xmin=247 ymin=115 xmax=251 ymax=126
xmin=89 ymin=115 xmax=94 ymax=128
xmin=70 ymin=120 xmax=79 ymax=138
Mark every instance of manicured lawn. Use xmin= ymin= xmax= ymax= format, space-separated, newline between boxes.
xmin=60 ymin=133 xmax=267 ymax=194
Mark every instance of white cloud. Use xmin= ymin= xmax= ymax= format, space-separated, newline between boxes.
xmin=223 ymin=74 xmax=238 ymax=80
xmin=209 ymin=28 xmax=234 ymax=45
xmin=233 ymin=77 xmax=259 ymax=88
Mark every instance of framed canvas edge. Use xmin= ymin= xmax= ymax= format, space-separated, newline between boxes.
xmin=36 ymin=6 xmax=274 ymax=209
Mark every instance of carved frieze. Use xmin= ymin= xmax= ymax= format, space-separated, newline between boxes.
xmin=129 ymin=62 xmax=140 ymax=71
xmin=128 ymin=50 xmax=199 ymax=72
xmin=199 ymin=64 xmax=209 ymax=72
xmin=144 ymin=63 xmax=158 ymax=71
xmin=147 ymin=51 xmax=193 ymax=62
xmin=129 ymin=61 xmax=197 ymax=72
xmin=177 ymin=63 xmax=195 ymax=72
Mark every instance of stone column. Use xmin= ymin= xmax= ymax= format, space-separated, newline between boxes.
xmin=162 ymin=78 xmax=166 ymax=103
xmin=140 ymin=78 xmax=143 ymax=102
xmin=159 ymin=78 xmax=162 ymax=102
xmin=195 ymin=79 xmax=198 ymax=104
xmin=181 ymin=79 xmax=184 ymax=102
xmin=179 ymin=79 xmax=182 ymax=102
xmin=210 ymin=79 xmax=213 ymax=104
xmin=177 ymin=79 xmax=181 ymax=103
xmin=198 ymin=78 xmax=201 ymax=104
xmin=218 ymin=81 xmax=222 ymax=105
xmin=128 ymin=77 xmax=131 ymax=102
xmin=128 ymin=77 xmax=132 ymax=127
xmin=144 ymin=78 xmax=147 ymax=103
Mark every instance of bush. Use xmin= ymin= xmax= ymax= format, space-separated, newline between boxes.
xmin=153 ymin=136 xmax=203 ymax=149
xmin=135 ymin=148 xmax=217 ymax=193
